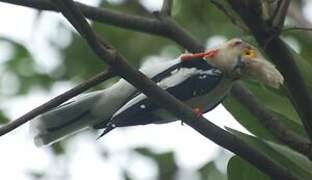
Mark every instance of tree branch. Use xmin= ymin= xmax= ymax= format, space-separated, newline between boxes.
xmin=0 ymin=0 xmax=167 ymax=37
xmin=1 ymin=0 xmax=310 ymax=164
xmin=47 ymin=0 xmax=300 ymax=179
xmin=161 ymin=0 xmax=173 ymax=16
xmin=287 ymin=1 xmax=312 ymax=38
xmin=271 ymin=0 xmax=290 ymax=31
xmin=210 ymin=0 xmax=249 ymax=33
xmin=261 ymin=0 xmax=272 ymax=21
xmin=208 ymin=0 xmax=312 ymax=158
xmin=231 ymin=83 xmax=312 ymax=160
xmin=227 ymin=0 xmax=312 ymax=141
xmin=0 ymin=70 xmax=115 ymax=136
xmin=283 ymin=27 xmax=312 ymax=32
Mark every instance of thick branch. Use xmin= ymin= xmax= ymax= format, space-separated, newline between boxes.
xmin=208 ymin=0 xmax=312 ymax=157
xmin=232 ymin=83 xmax=312 ymax=160
xmin=49 ymin=0 xmax=299 ymax=179
xmin=2 ymin=0 xmax=310 ymax=160
xmin=0 ymin=70 xmax=115 ymax=136
xmin=160 ymin=17 xmax=205 ymax=53
xmin=0 ymin=0 xmax=167 ymax=36
xmin=227 ymin=0 xmax=312 ymax=141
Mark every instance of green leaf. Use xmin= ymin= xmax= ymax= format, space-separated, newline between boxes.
xmin=227 ymin=156 xmax=270 ymax=180
xmin=227 ymin=128 xmax=312 ymax=180
xmin=223 ymin=95 xmax=276 ymax=141
xmin=27 ymin=171 xmax=44 ymax=180
xmin=245 ymin=82 xmax=301 ymax=124
xmin=50 ymin=142 xmax=66 ymax=155
xmin=224 ymin=81 xmax=307 ymax=141
xmin=61 ymin=33 xmax=104 ymax=79
xmin=286 ymin=44 xmax=312 ymax=92
xmin=199 ymin=161 xmax=227 ymax=180
xmin=175 ymin=0 xmax=243 ymax=41
xmin=267 ymin=142 xmax=312 ymax=175
xmin=134 ymin=147 xmax=177 ymax=180
xmin=0 ymin=111 xmax=9 ymax=124
xmin=0 ymin=37 xmax=54 ymax=95
xmin=241 ymin=82 xmax=307 ymax=138
xmin=122 ymin=170 xmax=134 ymax=180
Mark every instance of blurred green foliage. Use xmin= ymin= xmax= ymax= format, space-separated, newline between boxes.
xmin=1 ymin=0 xmax=312 ymax=179
xmin=0 ymin=111 xmax=9 ymax=124
xmin=227 ymin=156 xmax=270 ymax=180
xmin=0 ymin=37 xmax=55 ymax=95
xmin=135 ymin=147 xmax=178 ymax=180
xmin=227 ymin=128 xmax=312 ymax=180
xmin=199 ymin=161 xmax=227 ymax=180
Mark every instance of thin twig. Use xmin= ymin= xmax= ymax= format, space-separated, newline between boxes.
xmin=0 ymin=0 xmax=166 ymax=36
xmin=210 ymin=0 xmax=249 ymax=33
xmin=261 ymin=0 xmax=271 ymax=21
xmin=288 ymin=1 xmax=312 ymax=36
xmin=283 ymin=27 xmax=312 ymax=32
xmin=0 ymin=70 xmax=115 ymax=136
xmin=50 ymin=0 xmax=300 ymax=179
xmin=272 ymin=0 xmax=290 ymax=31
xmin=161 ymin=0 xmax=173 ymax=16
xmin=2 ymin=0 xmax=310 ymax=161
xmin=271 ymin=0 xmax=282 ymax=23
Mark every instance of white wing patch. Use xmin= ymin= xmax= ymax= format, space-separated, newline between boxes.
xmin=139 ymin=58 xmax=181 ymax=78
xmin=112 ymin=67 xmax=221 ymax=118
xmin=113 ymin=93 xmax=148 ymax=117
xmin=158 ymin=68 xmax=221 ymax=89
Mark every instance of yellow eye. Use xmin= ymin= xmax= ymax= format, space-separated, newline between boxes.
xmin=243 ymin=49 xmax=257 ymax=58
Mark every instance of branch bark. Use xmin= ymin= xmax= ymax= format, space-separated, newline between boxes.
xmin=0 ymin=70 xmax=115 ymax=136
xmin=46 ymin=0 xmax=300 ymax=179
xmin=161 ymin=0 xmax=173 ymax=16
xmin=210 ymin=0 xmax=249 ymax=33
xmin=209 ymin=0 xmax=312 ymax=159
xmin=288 ymin=1 xmax=312 ymax=39
xmin=1 ymin=0 xmax=310 ymax=163
xmin=227 ymin=0 xmax=312 ymax=141
xmin=0 ymin=0 xmax=167 ymax=37
xmin=271 ymin=0 xmax=291 ymax=31
xmin=232 ymin=83 xmax=312 ymax=160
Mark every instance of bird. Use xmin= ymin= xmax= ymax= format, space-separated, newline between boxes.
xmin=30 ymin=38 xmax=284 ymax=146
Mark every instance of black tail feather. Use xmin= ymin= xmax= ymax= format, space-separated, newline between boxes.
xmin=96 ymin=123 xmax=116 ymax=139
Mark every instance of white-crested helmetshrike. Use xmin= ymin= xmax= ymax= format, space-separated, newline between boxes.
xmin=31 ymin=38 xmax=284 ymax=146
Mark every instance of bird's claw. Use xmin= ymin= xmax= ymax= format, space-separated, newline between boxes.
xmin=193 ymin=107 xmax=203 ymax=118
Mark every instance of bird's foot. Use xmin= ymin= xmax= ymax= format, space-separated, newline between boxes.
xmin=180 ymin=108 xmax=202 ymax=125
xmin=193 ymin=107 xmax=203 ymax=118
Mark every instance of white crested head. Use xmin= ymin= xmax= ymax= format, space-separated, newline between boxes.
xmin=203 ymin=38 xmax=284 ymax=88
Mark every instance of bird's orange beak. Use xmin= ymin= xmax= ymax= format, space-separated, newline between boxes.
xmin=180 ymin=49 xmax=219 ymax=62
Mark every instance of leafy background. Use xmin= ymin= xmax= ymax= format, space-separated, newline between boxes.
xmin=0 ymin=0 xmax=312 ymax=179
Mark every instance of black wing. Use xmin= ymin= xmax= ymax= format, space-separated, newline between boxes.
xmin=97 ymin=58 xmax=223 ymax=137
